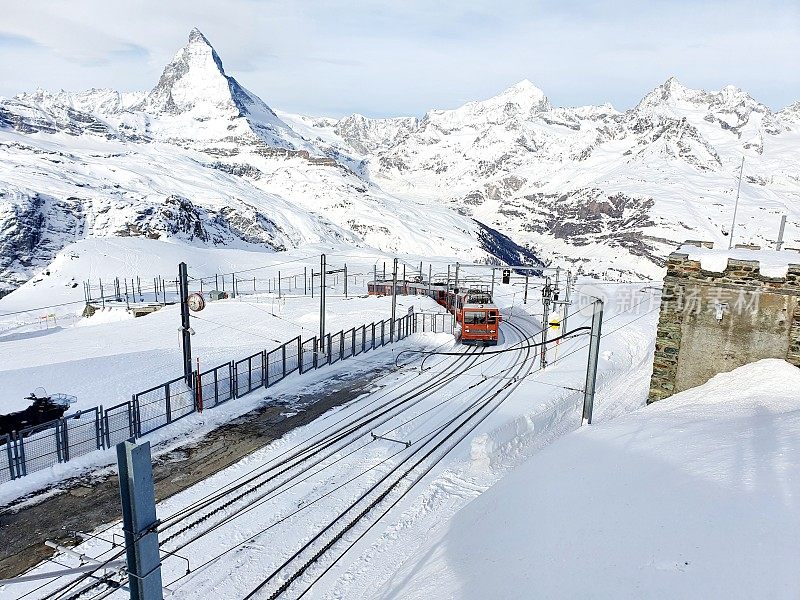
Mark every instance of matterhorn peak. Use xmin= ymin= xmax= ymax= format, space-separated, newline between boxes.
xmin=138 ymin=28 xmax=254 ymax=117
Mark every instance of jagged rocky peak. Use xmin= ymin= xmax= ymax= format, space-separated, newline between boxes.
xmin=636 ymin=76 xmax=770 ymax=116
xmin=138 ymin=28 xmax=257 ymax=117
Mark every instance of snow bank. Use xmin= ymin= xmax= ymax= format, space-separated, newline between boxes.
xmin=677 ymin=243 xmax=800 ymax=278
xmin=380 ymin=359 xmax=800 ymax=599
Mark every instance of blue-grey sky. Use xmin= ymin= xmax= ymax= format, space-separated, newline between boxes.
xmin=0 ymin=0 xmax=797 ymax=116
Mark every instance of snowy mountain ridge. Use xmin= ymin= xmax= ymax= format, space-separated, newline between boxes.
xmin=1 ymin=28 xmax=799 ymax=294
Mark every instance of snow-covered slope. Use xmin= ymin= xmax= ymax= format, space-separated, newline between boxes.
xmin=382 ymin=359 xmax=800 ymax=599
xmin=1 ymin=30 xmax=536 ymax=295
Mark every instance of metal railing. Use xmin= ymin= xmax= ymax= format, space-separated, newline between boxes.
xmin=1 ymin=314 xmax=423 ymax=483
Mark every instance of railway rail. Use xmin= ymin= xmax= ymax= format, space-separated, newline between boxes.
xmin=35 ymin=314 xmax=547 ymax=600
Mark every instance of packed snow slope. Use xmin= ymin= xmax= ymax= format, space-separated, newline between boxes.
xmin=380 ymin=359 xmax=800 ymax=600
xmin=0 ymin=29 xmax=536 ymax=294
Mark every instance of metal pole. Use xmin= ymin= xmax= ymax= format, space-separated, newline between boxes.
xmin=278 ymin=270 xmax=281 ymax=299
xmin=777 ymin=214 xmax=787 ymax=250
xmin=523 ymin=275 xmax=528 ymax=304
xmin=304 ymin=267 xmax=308 ymax=295
xmin=541 ymin=276 xmax=551 ymax=369
xmin=490 ymin=268 xmax=495 ymax=299
xmin=446 ymin=265 xmax=451 ymax=310
xmin=320 ymin=255 xmax=326 ymax=350
xmin=562 ymin=271 xmax=571 ymax=333
xmin=100 ymin=279 xmax=105 ymax=308
xmin=454 ymin=262 xmax=460 ymax=291
xmin=391 ymin=258 xmax=398 ymax=341
xmin=117 ymin=440 xmax=164 ymax=600
xmin=582 ymin=299 xmax=604 ymax=425
xmin=383 ymin=261 xmax=386 ymax=280
xmin=124 ymin=280 xmax=130 ymax=309
xmin=344 ymin=264 xmax=348 ymax=298
xmin=215 ymin=274 xmax=219 ymax=291
xmin=178 ymin=263 xmax=192 ymax=385
xmin=428 ymin=264 xmax=432 ymax=296
xmin=728 ymin=156 xmax=745 ymax=250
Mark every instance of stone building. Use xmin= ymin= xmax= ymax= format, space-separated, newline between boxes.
xmin=649 ymin=241 xmax=800 ymax=402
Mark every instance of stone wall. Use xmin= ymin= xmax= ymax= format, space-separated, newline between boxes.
xmin=648 ymin=241 xmax=800 ymax=402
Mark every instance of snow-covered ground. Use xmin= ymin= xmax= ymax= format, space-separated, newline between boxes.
xmin=382 ymin=359 xmax=800 ymax=600
xmin=1 ymin=262 xmax=662 ymax=598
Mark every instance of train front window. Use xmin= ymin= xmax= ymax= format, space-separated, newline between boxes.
xmin=464 ymin=310 xmax=487 ymax=324
xmin=488 ymin=312 xmax=497 ymax=324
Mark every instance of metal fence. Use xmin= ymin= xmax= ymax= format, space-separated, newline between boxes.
xmin=414 ymin=312 xmax=455 ymax=334
xmin=1 ymin=313 xmax=425 ymax=483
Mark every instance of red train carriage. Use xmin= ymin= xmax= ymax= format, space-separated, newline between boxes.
xmin=368 ymin=280 xmax=500 ymax=346
xmin=452 ymin=288 xmax=501 ymax=345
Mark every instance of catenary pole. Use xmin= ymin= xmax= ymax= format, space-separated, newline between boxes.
xmin=320 ymin=254 xmax=326 ymax=350
xmin=117 ymin=440 xmax=164 ymax=600
xmin=391 ymin=257 xmax=398 ymax=342
xmin=178 ymin=262 xmax=192 ymax=385
xmin=582 ymin=298 xmax=604 ymax=425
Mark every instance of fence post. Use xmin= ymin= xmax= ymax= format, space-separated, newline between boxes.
xmin=60 ymin=417 xmax=70 ymax=463
xmin=165 ymin=382 xmax=172 ymax=424
xmin=17 ymin=432 xmax=27 ymax=477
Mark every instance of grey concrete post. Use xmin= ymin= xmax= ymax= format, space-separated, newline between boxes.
xmin=583 ymin=299 xmax=604 ymax=425
xmin=117 ymin=440 xmax=163 ymax=600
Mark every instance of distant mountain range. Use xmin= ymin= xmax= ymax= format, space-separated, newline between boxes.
xmin=1 ymin=28 xmax=798 ymax=293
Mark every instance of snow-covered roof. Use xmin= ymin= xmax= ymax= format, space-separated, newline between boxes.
xmin=674 ymin=241 xmax=800 ymax=278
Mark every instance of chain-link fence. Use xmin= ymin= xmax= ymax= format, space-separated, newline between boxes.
xmin=1 ymin=313 xmax=427 ymax=483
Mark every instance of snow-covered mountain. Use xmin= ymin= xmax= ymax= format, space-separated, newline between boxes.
xmin=284 ymin=77 xmax=800 ymax=278
xmin=0 ymin=30 xmax=537 ymax=294
xmin=1 ymin=28 xmax=799 ymax=294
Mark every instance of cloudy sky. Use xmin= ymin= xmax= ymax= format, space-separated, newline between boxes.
xmin=0 ymin=0 xmax=797 ymax=117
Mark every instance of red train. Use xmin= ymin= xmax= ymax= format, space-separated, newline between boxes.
xmin=367 ymin=280 xmax=500 ymax=345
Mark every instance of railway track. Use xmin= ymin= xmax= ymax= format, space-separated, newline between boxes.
xmin=37 ymin=316 xmax=542 ymax=600
xmin=240 ymin=319 xmax=538 ymax=599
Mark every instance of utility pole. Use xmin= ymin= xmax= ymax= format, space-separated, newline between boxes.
xmin=728 ymin=156 xmax=745 ymax=250
xmin=582 ymin=298 xmax=604 ymax=425
xmin=562 ymin=271 xmax=572 ymax=333
xmin=117 ymin=440 xmax=164 ymax=600
xmin=344 ymin=263 xmax=348 ymax=297
xmin=304 ymin=266 xmax=307 ymax=295
xmin=490 ymin=267 xmax=495 ymax=298
xmin=541 ymin=276 xmax=552 ymax=369
xmin=523 ymin=275 xmax=529 ymax=304
xmin=278 ymin=270 xmax=281 ymax=299
xmin=391 ymin=257 xmax=398 ymax=342
xmin=320 ymin=255 xmax=326 ymax=352
xmin=454 ymin=262 xmax=460 ymax=292
xmin=178 ymin=262 xmax=192 ymax=385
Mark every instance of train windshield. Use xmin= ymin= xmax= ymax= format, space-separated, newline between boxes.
xmin=468 ymin=293 xmax=492 ymax=305
xmin=464 ymin=310 xmax=488 ymax=324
